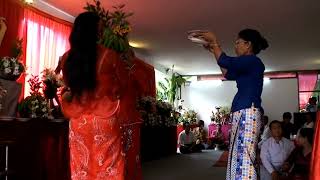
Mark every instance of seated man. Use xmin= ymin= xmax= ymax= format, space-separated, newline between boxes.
xmin=178 ymin=122 xmax=202 ymax=154
xmin=260 ymin=120 xmax=295 ymax=180
xmin=193 ymin=120 xmax=208 ymax=149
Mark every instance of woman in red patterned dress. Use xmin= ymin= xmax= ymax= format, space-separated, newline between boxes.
xmin=61 ymin=12 xmax=127 ymax=180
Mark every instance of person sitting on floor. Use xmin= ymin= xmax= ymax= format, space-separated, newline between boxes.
xmin=193 ymin=120 xmax=209 ymax=149
xmin=281 ymin=128 xmax=314 ymax=180
xmin=260 ymin=120 xmax=295 ymax=180
xmin=178 ymin=122 xmax=202 ymax=154
xmin=208 ymin=124 xmax=226 ymax=150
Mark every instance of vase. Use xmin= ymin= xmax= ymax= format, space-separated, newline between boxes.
xmin=43 ymin=86 xmax=57 ymax=99
xmin=0 ymin=72 xmax=21 ymax=81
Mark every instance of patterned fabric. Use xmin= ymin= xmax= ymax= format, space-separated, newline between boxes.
xmin=69 ymin=114 xmax=125 ymax=180
xmin=226 ymin=107 xmax=262 ymax=180
xmin=62 ymin=48 xmax=127 ymax=180
xmin=62 ymin=47 xmax=148 ymax=180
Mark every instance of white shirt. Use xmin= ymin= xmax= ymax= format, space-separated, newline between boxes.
xmin=258 ymin=125 xmax=271 ymax=148
xmin=261 ymin=125 xmax=271 ymax=141
xmin=306 ymin=104 xmax=317 ymax=112
xmin=303 ymin=121 xmax=314 ymax=128
xmin=178 ymin=130 xmax=195 ymax=146
xmin=260 ymin=137 xmax=295 ymax=174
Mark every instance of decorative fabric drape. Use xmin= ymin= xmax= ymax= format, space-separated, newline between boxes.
xmin=21 ymin=9 xmax=71 ymax=96
xmin=298 ymin=73 xmax=318 ymax=109
xmin=310 ymin=112 xmax=320 ymax=180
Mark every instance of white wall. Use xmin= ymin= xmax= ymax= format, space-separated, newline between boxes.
xmin=181 ymin=78 xmax=299 ymax=128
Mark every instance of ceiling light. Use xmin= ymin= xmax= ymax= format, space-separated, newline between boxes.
xmin=129 ymin=41 xmax=146 ymax=48
xmin=24 ymin=0 xmax=34 ymax=4
xmin=264 ymin=77 xmax=270 ymax=83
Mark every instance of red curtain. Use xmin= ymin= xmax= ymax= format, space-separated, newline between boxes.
xmin=19 ymin=9 xmax=71 ymax=97
xmin=1 ymin=1 xmax=72 ymax=98
xmin=0 ymin=0 xmax=24 ymax=57
xmin=298 ymin=73 xmax=318 ymax=109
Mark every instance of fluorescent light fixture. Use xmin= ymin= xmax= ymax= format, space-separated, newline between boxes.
xmin=212 ymin=80 xmax=223 ymax=86
xmin=264 ymin=77 xmax=270 ymax=83
xmin=188 ymin=76 xmax=197 ymax=82
xmin=129 ymin=41 xmax=145 ymax=48
xmin=24 ymin=0 xmax=34 ymax=4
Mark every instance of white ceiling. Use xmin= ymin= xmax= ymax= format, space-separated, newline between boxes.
xmin=38 ymin=0 xmax=320 ymax=75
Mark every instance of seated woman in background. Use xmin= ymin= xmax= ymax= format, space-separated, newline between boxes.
xmin=209 ymin=124 xmax=227 ymax=149
xmin=193 ymin=120 xmax=208 ymax=149
xmin=281 ymin=128 xmax=314 ymax=180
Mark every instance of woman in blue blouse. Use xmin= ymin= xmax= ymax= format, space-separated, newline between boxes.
xmin=197 ymin=29 xmax=269 ymax=180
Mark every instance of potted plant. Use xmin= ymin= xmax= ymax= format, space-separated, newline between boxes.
xmin=157 ymin=65 xmax=187 ymax=107
xmin=84 ymin=0 xmax=133 ymax=53
xmin=18 ymin=75 xmax=53 ymax=119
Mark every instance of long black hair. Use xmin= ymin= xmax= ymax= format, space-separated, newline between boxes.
xmin=238 ymin=29 xmax=269 ymax=54
xmin=63 ymin=12 xmax=100 ymax=98
xmin=299 ymin=128 xmax=314 ymax=145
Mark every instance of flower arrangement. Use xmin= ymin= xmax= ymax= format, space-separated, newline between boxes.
xmin=42 ymin=68 xmax=63 ymax=99
xmin=84 ymin=0 xmax=133 ymax=53
xmin=156 ymin=100 xmax=176 ymax=127
xmin=18 ymin=75 xmax=53 ymax=119
xmin=210 ymin=106 xmax=231 ymax=124
xmin=138 ymin=96 xmax=176 ymax=127
xmin=179 ymin=110 xmax=198 ymax=124
xmin=0 ymin=39 xmax=25 ymax=81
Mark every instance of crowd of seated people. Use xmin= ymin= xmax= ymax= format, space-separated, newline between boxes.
xmin=258 ymin=111 xmax=315 ymax=180
xmin=178 ymin=118 xmax=231 ymax=153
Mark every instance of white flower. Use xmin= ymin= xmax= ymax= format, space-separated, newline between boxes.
xmin=4 ymin=68 xmax=11 ymax=74
xmin=2 ymin=60 xmax=9 ymax=68
xmin=31 ymin=113 xmax=37 ymax=118
xmin=42 ymin=108 xmax=47 ymax=112
xmin=13 ymin=68 xmax=20 ymax=75
xmin=10 ymin=57 xmax=17 ymax=63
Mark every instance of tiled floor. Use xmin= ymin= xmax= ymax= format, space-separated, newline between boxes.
xmin=142 ymin=150 xmax=227 ymax=180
